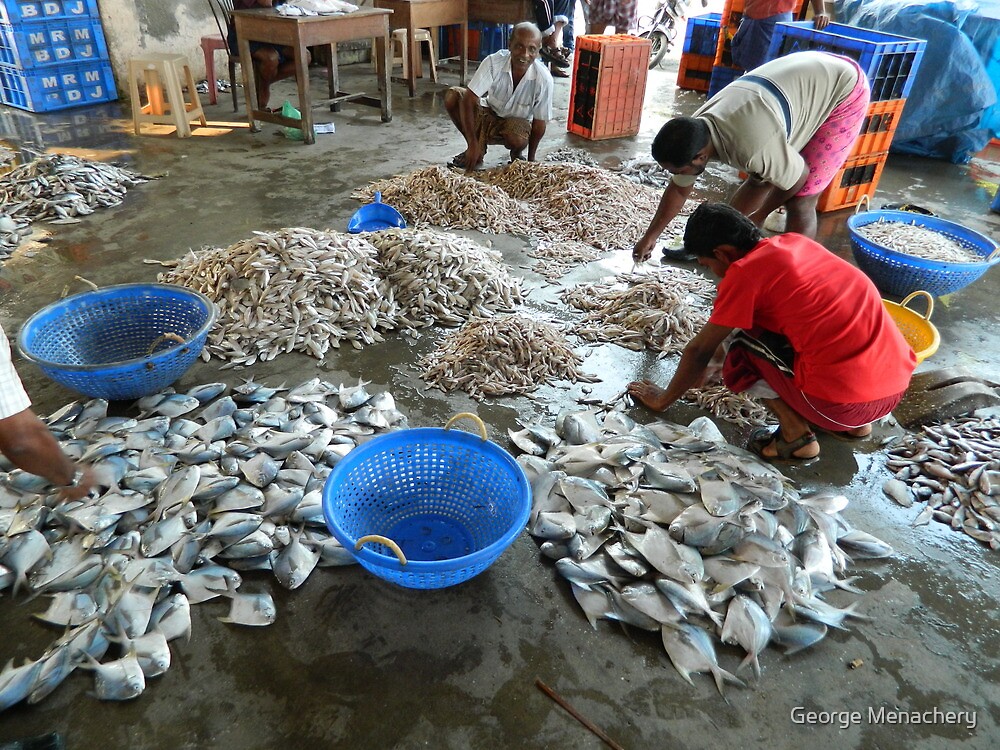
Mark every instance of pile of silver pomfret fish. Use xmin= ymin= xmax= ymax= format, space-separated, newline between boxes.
xmin=884 ymin=415 xmax=1000 ymax=549
xmin=561 ymin=269 xmax=714 ymax=355
xmin=0 ymin=213 xmax=32 ymax=262
xmin=363 ymin=228 xmax=524 ymax=329
xmin=513 ymin=409 xmax=893 ymax=693
xmin=0 ymin=377 xmax=404 ymax=710
xmin=0 ymin=153 xmax=148 ymax=225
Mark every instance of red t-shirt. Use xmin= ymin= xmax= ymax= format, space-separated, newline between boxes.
xmin=708 ymin=234 xmax=916 ymax=403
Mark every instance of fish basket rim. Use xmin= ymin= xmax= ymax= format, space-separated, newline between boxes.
xmin=847 ymin=210 xmax=1000 ymax=271
xmin=322 ymin=427 xmax=531 ymax=577
xmin=16 ymin=283 xmax=217 ymax=372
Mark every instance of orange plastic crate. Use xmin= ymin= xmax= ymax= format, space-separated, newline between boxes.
xmin=816 ymin=150 xmax=888 ymax=212
xmin=568 ymin=35 xmax=651 ymax=140
xmin=714 ymin=0 xmax=745 ymax=66
xmin=677 ymin=51 xmax=714 ymax=91
xmin=848 ymin=98 xmax=906 ymax=158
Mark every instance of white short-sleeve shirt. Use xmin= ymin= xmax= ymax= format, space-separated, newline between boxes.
xmin=0 ymin=324 xmax=31 ymax=420
xmin=468 ymin=50 xmax=554 ymax=122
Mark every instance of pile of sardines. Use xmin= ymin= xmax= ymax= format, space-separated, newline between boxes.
xmin=884 ymin=415 xmax=1000 ymax=548
xmin=514 ymin=409 xmax=892 ymax=692
xmin=0 ymin=378 xmax=401 ymax=710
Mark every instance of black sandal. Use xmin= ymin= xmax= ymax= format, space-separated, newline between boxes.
xmin=540 ymin=46 xmax=570 ymax=68
xmin=748 ymin=425 xmax=818 ymax=462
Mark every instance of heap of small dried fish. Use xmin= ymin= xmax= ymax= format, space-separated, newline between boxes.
xmin=480 ymin=160 xmax=676 ymax=250
xmin=561 ymin=269 xmax=714 ymax=354
xmin=420 ymin=314 xmax=597 ymax=399
xmin=885 ymin=415 xmax=1000 ymax=548
xmin=0 ymin=213 xmax=32 ymax=261
xmin=616 ymin=158 xmax=673 ymax=189
xmin=355 ymin=162 xmax=691 ymax=252
xmin=543 ymin=147 xmax=600 ymax=167
xmin=528 ymin=238 xmax=609 ymax=282
xmin=363 ymin=228 xmax=524 ymax=328
xmin=0 ymin=378 xmax=405 ymax=710
xmin=156 ymin=228 xmax=398 ymax=366
xmin=684 ymin=385 xmax=770 ymax=428
xmin=0 ymin=154 xmax=147 ymax=225
xmin=352 ymin=166 xmax=533 ymax=235
xmin=515 ymin=409 xmax=891 ymax=691
xmin=856 ymin=220 xmax=983 ymax=264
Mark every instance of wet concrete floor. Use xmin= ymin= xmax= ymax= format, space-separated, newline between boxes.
xmin=1 ymin=48 xmax=1000 ymax=749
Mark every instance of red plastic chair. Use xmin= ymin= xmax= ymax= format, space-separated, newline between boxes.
xmin=202 ymin=0 xmax=240 ymax=111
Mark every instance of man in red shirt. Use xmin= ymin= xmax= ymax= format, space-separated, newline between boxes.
xmin=732 ymin=0 xmax=830 ymax=72
xmin=627 ymin=203 xmax=916 ymax=461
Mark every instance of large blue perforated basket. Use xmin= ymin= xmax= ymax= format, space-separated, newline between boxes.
xmin=848 ymin=210 xmax=1000 ymax=298
xmin=322 ymin=414 xmax=531 ymax=589
xmin=16 ymin=283 xmax=217 ymax=401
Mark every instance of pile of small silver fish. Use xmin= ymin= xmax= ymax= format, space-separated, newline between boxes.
xmin=527 ymin=238 xmax=609 ymax=282
xmin=684 ymin=385 xmax=770 ymax=429
xmin=616 ymin=158 xmax=673 ymax=189
xmin=856 ymin=220 xmax=982 ymax=264
xmin=352 ymin=166 xmax=534 ymax=235
xmin=884 ymin=415 xmax=1000 ymax=549
xmin=0 ymin=154 xmax=148 ymax=225
xmin=0 ymin=378 xmax=405 ymax=710
xmin=561 ymin=269 xmax=714 ymax=355
xmin=515 ymin=409 xmax=892 ymax=692
xmin=156 ymin=228 xmax=399 ymax=366
xmin=543 ymin=147 xmax=600 ymax=167
xmin=363 ymin=228 xmax=524 ymax=329
xmin=0 ymin=213 xmax=32 ymax=261
xmin=479 ymin=160 xmax=672 ymax=251
xmin=420 ymin=314 xmax=598 ymax=400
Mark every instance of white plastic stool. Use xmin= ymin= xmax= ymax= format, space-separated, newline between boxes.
xmin=373 ymin=28 xmax=437 ymax=82
xmin=128 ymin=53 xmax=207 ymax=138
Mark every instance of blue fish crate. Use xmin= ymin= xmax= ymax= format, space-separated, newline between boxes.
xmin=472 ymin=22 xmax=511 ymax=60
xmin=767 ymin=22 xmax=926 ymax=102
xmin=683 ymin=13 xmax=721 ymax=57
xmin=847 ymin=210 xmax=1000 ymax=297
xmin=0 ymin=17 xmax=108 ymax=68
xmin=16 ymin=284 xmax=217 ymax=401
xmin=322 ymin=416 xmax=531 ymax=589
xmin=708 ymin=64 xmax=742 ymax=97
xmin=0 ymin=0 xmax=100 ymax=24
xmin=0 ymin=58 xmax=116 ymax=111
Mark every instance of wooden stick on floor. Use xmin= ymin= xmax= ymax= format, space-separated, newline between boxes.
xmin=535 ymin=678 xmax=625 ymax=750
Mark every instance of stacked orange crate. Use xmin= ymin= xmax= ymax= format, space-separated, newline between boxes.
xmin=568 ymin=35 xmax=651 ymax=140
xmin=815 ymin=99 xmax=906 ymax=211
xmin=678 ymin=13 xmax=721 ymax=92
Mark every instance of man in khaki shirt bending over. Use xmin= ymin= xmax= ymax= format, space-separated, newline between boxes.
xmin=633 ymin=51 xmax=869 ymax=262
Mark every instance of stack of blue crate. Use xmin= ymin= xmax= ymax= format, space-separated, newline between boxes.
xmin=0 ymin=0 xmax=116 ymax=112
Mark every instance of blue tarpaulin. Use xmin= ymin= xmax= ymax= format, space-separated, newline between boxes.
xmin=837 ymin=0 xmax=1000 ymax=163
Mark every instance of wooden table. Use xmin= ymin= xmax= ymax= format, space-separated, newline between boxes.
xmin=374 ymin=0 xmax=467 ymax=97
xmin=233 ymin=7 xmax=393 ymax=145
xmin=467 ymin=0 xmax=532 ymax=25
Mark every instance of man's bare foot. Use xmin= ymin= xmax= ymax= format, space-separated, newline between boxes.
xmin=626 ymin=380 xmax=671 ymax=411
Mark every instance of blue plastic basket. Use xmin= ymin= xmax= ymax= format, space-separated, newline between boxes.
xmin=322 ymin=414 xmax=531 ymax=589
xmin=16 ymin=283 xmax=217 ymax=401
xmin=848 ymin=211 xmax=1000 ymax=297
xmin=708 ymin=64 xmax=742 ymax=97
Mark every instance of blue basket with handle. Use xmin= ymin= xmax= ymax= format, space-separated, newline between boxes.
xmin=322 ymin=413 xmax=531 ymax=589
xmin=847 ymin=210 xmax=1000 ymax=297
xmin=16 ymin=283 xmax=217 ymax=401
xmin=347 ymin=191 xmax=406 ymax=233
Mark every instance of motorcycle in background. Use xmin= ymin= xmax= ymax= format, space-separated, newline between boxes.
xmin=637 ymin=0 xmax=709 ymax=70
